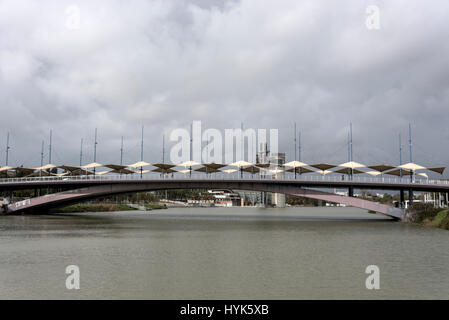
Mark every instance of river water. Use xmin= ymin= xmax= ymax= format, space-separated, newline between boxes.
xmin=0 ymin=207 xmax=448 ymax=299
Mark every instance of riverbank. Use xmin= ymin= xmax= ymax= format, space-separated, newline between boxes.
xmin=144 ymin=203 xmax=167 ymax=210
xmin=405 ymin=203 xmax=449 ymax=230
xmin=49 ymin=202 xmax=168 ymax=213
xmin=49 ymin=204 xmax=138 ymax=213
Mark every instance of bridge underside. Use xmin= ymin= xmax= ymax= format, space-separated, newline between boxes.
xmin=4 ymin=180 xmax=405 ymax=220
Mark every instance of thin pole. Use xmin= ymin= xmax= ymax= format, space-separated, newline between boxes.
xmin=120 ymin=136 xmax=123 ymax=176
xmin=399 ymin=133 xmax=402 ymax=178
xmin=93 ymin=128 xmax=97 ymax=175
xmin=350 ymin=122 xmax=353 ymax=179
xmin=162 ymin=134 xmax=165 ymax=163
xmin=241 ymin=122 xmax=244 ymax=161
xmin=140 ymin=126 xmax=144 ymax=178
xmin=5 ymin=132 xmax=10 ymax=166
xmin=347 ymin=132 xmax=350 ymax=178
xmin=294 ymin=122 xmax=297 ymax=162
xmin=48 ymin=129 xmax=52 ymax=164
xmin=40 ymin=141 xmax=44 ymax=166
xmin=298 ymin=131 xmax=302 ymax=176
xmin=189 ymin=123 xmax=192 ymax=177
xmin=79 ymin=138 xmax=83 ymax=166
xmin=409 ymin=123 xmax=413 ymax=183
xmin=241 ymin=122 xmax=244 ymax=178
xmin=40 ymin=140 xmax=44 ymax=178
xmin=140 ymin=126 xmax=144 ymax=162
xmin=409 ymin=123 xmax=412 ymax=163
xmin=350 ymin=122 xmax=353 ymax=162
xmin=120 ymin=136 xmax=124 ymax=165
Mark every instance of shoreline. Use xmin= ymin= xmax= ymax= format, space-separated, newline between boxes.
xmin=49 ymin=203 xmax=167 ymax=213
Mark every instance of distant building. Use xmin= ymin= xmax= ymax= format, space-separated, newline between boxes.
xmin=208 ymin=189 xmax=240 ymax=207
xmin=256 ymin=145 xmax=286 ymax=208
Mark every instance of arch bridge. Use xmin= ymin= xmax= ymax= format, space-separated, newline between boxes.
xmin=2 ymin=175 xmax=449 ymax=220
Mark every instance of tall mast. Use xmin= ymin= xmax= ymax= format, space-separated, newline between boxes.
xmin=120 ymin=136 xmax=124 ymax=165
xmin=408 ymin=123 xmax=412 ymax=163
xmin=350 ymin=122 xmax=353 ymax=162
xmin=79 ymin=138 xmax=83 ymax=166
xmin=93 ymin=128 xmax=97 ymax=163
xmin=298 ymin=131 xmax=301 ymax=162
xmin=409 ymin=123 xmax=413 ymax=183
xmin=347 ymin=132 xmax=350 ymax=162
xmin=294 ymin=122 xmax=297 ymax=161
xmin=162 ymin=134 xmax=164 ymax=162
xmin=48 ymin=129 xmax=52 ymax=164
xmin=140 ymin=126 xmax=144 ymax=178
xmin=140 ymin=126 xmax=144 ymax=162
xmin=40 ymin=140 xmax=44 ymax=177
xmin=40 ymin=141 xmax=44 ymax=166
xmin=399 ymin=133 xmax=402 ymax=178
xmin=5 ymin=132 xmax=10 ymax=166
xmin=241 ymin=122 xmax=244 ymax=161
xmin=188 ymin=123 xmax=193 ymax=177
xmin=93 ymin=128 xmax=97 ymax=175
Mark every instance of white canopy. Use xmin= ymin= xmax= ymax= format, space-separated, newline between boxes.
xmin=35 ymin=164 xmax=57 ymax=171
xmin=339 ymin=161 xmax=366 ymax=169
xmin=366 ymin=170 xmax=382 ymax=176
xmin=229 ymin=160 xmax=252 ymax=167
xmin=283 ymin=161 xmax=308 ymax=168
xmin=178 ymin=161 xmax=200 ymax=167
xmin=398 ymin=162 xmax=426 ymax=170
xmin=222 ymin=169 xmax=238 ymax=174
xmin=417 ymin=172 xmax=428 ymax=178
xmin=0 ymin=166 xmax=12 ymax=172
xmin=316 ymin=170 xmax=333 ymax=175
xmin=177 ymin=169 xmax=191 ymax=174
xmin=55 ymin=172 xmax=69 ymax=177
xmin=127 ymin=161 xmax=150 ymax=168
xmin=269 ymin=169 xmax=285 ymax=174
xmin=81 ymin=162 xmax=103 ymax=169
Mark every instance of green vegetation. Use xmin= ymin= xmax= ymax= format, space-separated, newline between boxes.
xmin=286 ymin=195 xmax=321 ymax=206
xmin=144 ymin=203 xmax=167 ymax=210
xmin=49 ymin=203 xmax=138 ymax=213
xmin=405 ymin=203 xmax=449 ymax=230
xmin=430 ymin=210 xmax=449 ymax=230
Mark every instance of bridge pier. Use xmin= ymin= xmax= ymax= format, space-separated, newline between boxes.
xmin=348 ymin=186 xmax=354 ymax=197
xmin=400 ymin=190 xmax=405 ymax=208
xmin=408 ymin=189 xmax=414 ymax=206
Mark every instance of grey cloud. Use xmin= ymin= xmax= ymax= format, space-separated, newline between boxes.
xmin=0 ymin=0 xmax=448 ymax=178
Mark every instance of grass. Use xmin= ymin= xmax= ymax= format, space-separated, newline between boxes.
xmin=144 ymin=203 xmax=167 ymax=210
xmin=430 ymin=210 xmax=449 ymax=230
xmin=406 ymin=203 xmax=449 ymax=230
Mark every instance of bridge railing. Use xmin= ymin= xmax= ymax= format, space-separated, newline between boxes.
xmin=0 ymin=172 xmax=448 ymax=187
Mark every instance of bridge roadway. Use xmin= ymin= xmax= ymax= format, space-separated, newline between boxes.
xmin=1 ymin=174 xmax=449 ymax=219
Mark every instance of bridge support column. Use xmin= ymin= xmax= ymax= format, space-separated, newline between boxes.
xmin=348 ymin=186 xmax=354 ymax=197
xmin=400 ymin=190 xmax=405 ymax=208
xmin=445 ymin=192 xmax=448 ymax=208
xmin=409 ymin=189 xmax=414 ymax=206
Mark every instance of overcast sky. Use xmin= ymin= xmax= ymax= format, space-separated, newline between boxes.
xmin=1 ymin=0 xmax=448 ymax=176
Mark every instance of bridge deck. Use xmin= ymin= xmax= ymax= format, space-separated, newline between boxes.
xmin=3 ymin=178 xmax=406 ymax=219
xmin=1 ymin=175 xmax=449 ymax=193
